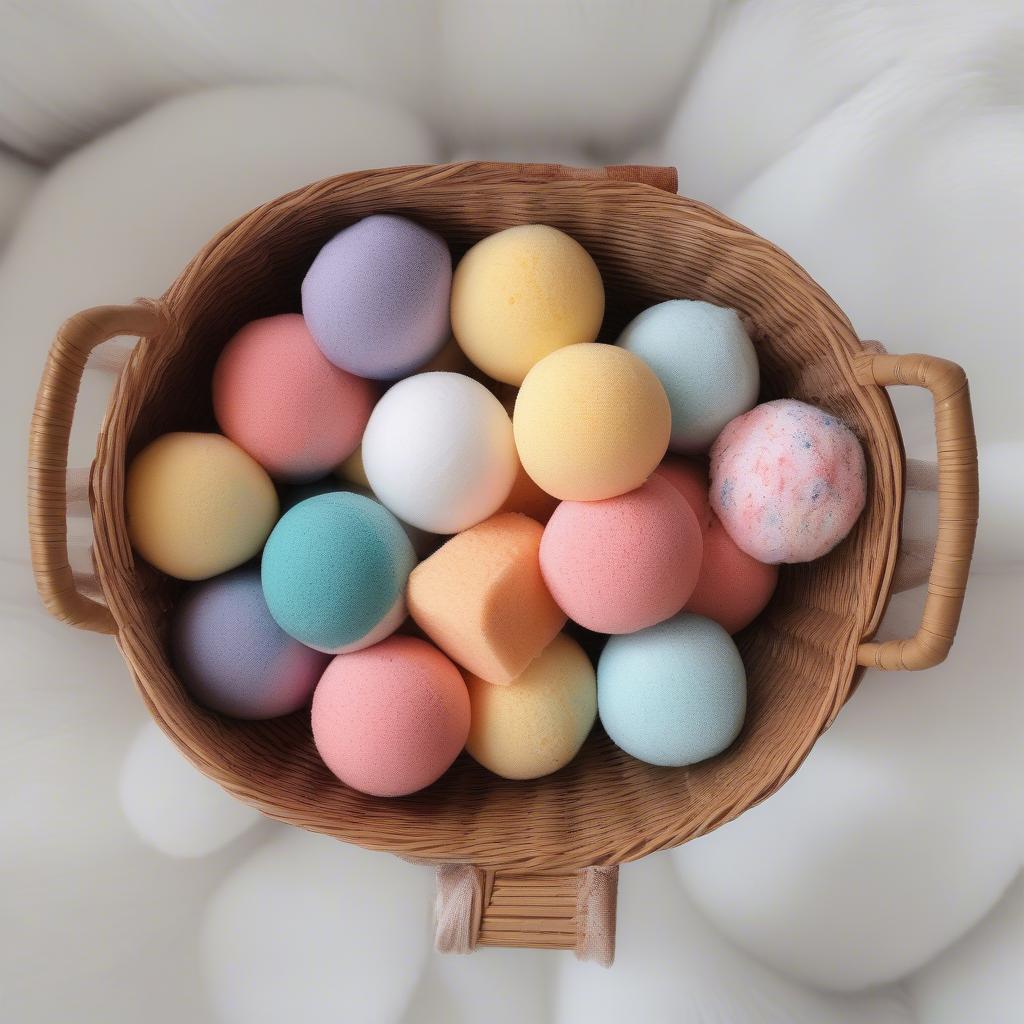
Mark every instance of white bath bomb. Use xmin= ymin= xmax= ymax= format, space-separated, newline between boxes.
xmin=908 ymin=872 xmax=1024 ymax=1024
xmin=554 ymin=852 xmax=915 ymax=1024
xmin=119 ymin=721 xmax=263 ymax=858
xmin=671 ymin=574 xmax=1024 ymax=991
xmin=201 ymin=830 xmax=432 ymax=1024
xmin=0 ymin=84 xmax=439 ymax=568
xmin=435 ymin=946 xmax=552 ymax=1024
xmin=362 ymin=372 xmax=518 ymax=533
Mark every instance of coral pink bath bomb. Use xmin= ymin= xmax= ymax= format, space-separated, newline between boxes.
xmin=311 ymin=636 xmax=470 ymax=797
xmin=540 ymin=475 xmax=702 ymax=634
xmin=710 ymin=399 xmax=867 ymax=564
xmin=655 ymin=457 xmax=778 ymax=634
xmin=212 ymin=314 xmax=375 ymax=483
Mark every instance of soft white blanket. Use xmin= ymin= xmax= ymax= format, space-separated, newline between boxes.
xmin=0 ymin=3 xmax=1020 ymax=1022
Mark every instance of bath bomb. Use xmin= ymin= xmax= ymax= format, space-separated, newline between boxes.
xmin=126 ymin=432 xmax=278 ymax=581
xmin=465 ymin=634 xmax=597 ymax=780
xmin=655 ymin=457 xmax=779 ymax=634
xmin=514 ymin=344 xmax=671 ymax=501
xmin=496 ymin=392 xmax=559 ymax=523
xmin=302 ymin=213 xmax=452 ymax=379
xmin=261 ymin=491 xmax=416 ymax=653
xmin=212 ymin=313 xmax=376 ymax=482
xmin=362 ymin=372 xmax=517 ymax=533
xmin=617 ymin=300 xmax=760 ymax=453
xmin=710 ymin=399 xmax=868 ymax=564
xmin=334 ymin=444 xmax=370 ymax=489
xmin=450 ymin=224 xmax=604 ymax=385
xmin=171 ymin=568 xmax=328 ymax=719
xmin=540 ymin=475 xmax=703 ymax=633
xmin=311 ymin=635 xmax=470 ymax=797
xmin=407 ymin=513 xmax=566 ymax=684
xmin=598 ymin=613 xmax=747 ymax=767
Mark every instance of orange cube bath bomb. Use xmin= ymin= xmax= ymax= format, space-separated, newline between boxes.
xmin=407 ymin=513 xmax=566 ymax=684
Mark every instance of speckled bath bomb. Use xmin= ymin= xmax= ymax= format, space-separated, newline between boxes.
xmin=302 ymin=214 xmax=452 ymax=380
xmin=617 ymin=300 xmax=759 ymax=453
xmin=710 ymin=399 xmax=867 ymax=564
xmin=172 ymin=568 xmax=328 ymax=719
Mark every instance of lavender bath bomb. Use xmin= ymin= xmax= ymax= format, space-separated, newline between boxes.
xmin=171 ymin=568 xmax=329 ymax=719
xmin=710 ymin=399 xmax=867 ymax=564
xmin=301 ymin=214 xmax=452 ymax=380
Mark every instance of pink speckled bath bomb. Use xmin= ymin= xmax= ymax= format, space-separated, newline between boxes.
xmin=212 ymin=314 xmax=376 ymax=482
xmin=539 ymin=475 xmax=702 ymax=634
xmin=655 ymin=457 xmax=778 ymax=634
xmin=710 ymin=399 xmax=867 ymax=564
xmin=310 ymin=636 xmax=470 ymax=798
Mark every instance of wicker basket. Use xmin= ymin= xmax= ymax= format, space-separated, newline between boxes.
xmin=28 ymin=162 xmax=979 ymax=966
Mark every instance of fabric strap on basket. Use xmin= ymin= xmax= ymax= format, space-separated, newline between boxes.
xmin=400 ymin=857 xmax=619 ymax=966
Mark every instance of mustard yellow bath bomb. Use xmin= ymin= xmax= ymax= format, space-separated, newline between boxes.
xmin=450 ymin=224 xmax=605 ymax=385
xmin=465 ymin=633 xmax=597 ymax=780
xmin=126 ymin=432 xmax=278 ymax=581
xmin=513 ymin=344 xmax=672 ymax=501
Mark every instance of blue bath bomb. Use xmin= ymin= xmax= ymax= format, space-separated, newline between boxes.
xmin=171 ymin=568 xmax=329 ymax=719
xmin=261 ymin=491 xmax=416 ymax=653
xmin=617 ymin=299 xmax=759 ymax=454
xmin=597 ymin=613 xmax=747 ymax=767
xmin=301 ymin=213 xmax=452 ymax=380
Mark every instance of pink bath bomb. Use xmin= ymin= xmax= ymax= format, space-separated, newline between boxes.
xmin=710 ymin=399 xmax=867 ymax=564
xmin=311 ymin=635 xmax=470 ymax=797
xmin=213 ymin=314 xmax=376 ymax=483
xmin=655 ymin=457 xmax=779 ymax=634
xmin=539 ymin=475 xmax=702 ymax=634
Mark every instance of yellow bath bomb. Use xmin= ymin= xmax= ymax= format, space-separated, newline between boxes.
xmin=465 ymin=633 xmax=597 ymax=780
xmin=334 ymin=444 xmax=370 ymax=489
xmin=514 ymin=344 xmax=672 ymax=501
xmin=126 ymin=432 xmax=278 ymax=581
xmin=451 ymin=224 xmax=605 ymax=385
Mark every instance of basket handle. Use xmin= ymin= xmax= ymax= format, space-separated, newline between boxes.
xmin=431 ymin=865 xmax=619 ymax=966
xmin=28 ymin=301 xmax=167 ymax=634
xmin=854 ymin=351 xmax=978 ymax=670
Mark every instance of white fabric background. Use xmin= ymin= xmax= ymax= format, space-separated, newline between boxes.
xmin=1 ymin=2 xmax=1021 ymax=1021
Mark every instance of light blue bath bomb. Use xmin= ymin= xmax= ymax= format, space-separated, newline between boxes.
xmin=597 ymin=613 xmax=747 ymax=767
xmin=617 ymin=299 xmax=759 ymax=454
xmin=261 ymin=491 xmax=416 ymax=653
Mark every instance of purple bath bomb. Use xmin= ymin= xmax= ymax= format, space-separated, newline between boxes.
xmin=171 ymin=568 xmax=329 ymax=719
xmin=301 ymin=214 xmax=452 ymax=380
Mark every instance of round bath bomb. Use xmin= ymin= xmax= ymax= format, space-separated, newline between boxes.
xmin=540 ymin=475 xmax=702 ymax=633
xmin=261 ymin=491 xmax=416 ymax=653
xmin=598 ymin=613 xmax=747 ymax=767
xmin=617 ymin=300 xmax=760 ymax=453
xmin=126 ymin=432 xmax=278 ymax=581
xmin=465 ymin=634 xmax=596 ymax=780
xmin=514 ymin=344 xmax=671 ymax=501
xmin=362 ymin=372 xmax=517 ymax=533
xmin=655 ymin=457 xmax=778 ymax=634
xmin=302 ymin=213 xmax=452 ymax=380
xmin=311 ymin=635 xmax=470 ymax=797
xmin=710 ymin=399 xmax=868 ymax=564
xmin=212 ymin=313 xmax=375 ymax=483
xmin=171 ymin=568 xmax=328 ymax=719
xmin=451 ymin=224 xmax=604 ymax=385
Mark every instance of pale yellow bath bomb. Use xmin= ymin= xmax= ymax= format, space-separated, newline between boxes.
xmin=451 ymin=224 xmax=604 ymax=385
xmin=334 ymin=443 xmax=370 ymax=489
xmin=465 ymin=633 xmax=597 ymax=780
xmin=513 ymin=344 xmax=672 ymax=501
xmin=126 ymin=432 xmax=278 ymax=581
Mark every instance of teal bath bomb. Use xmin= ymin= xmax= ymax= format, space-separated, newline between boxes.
xmin=597 ymin=613 xmax=747 ymax=767
xmin=617 ymin=299 xmax=759 ymax=454
xmin=261 ymin=491 xmax=416 ymax=653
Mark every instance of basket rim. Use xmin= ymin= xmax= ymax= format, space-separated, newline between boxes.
xmin=90 ymin=162 xmax=904 ymax=870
